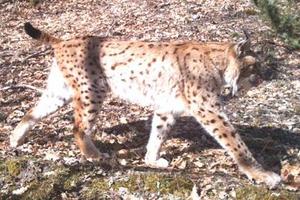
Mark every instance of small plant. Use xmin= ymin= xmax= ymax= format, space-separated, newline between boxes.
xmin=253 ymin=0 xmax=300 ymax=49
xmin=29 ymin=0 xmax=42 ymax=7
xmin=6 ymin=159 xmax=26 ymax=177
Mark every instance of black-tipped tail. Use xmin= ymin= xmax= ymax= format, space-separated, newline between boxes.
xmin=24 ymin=22 xmax=42 ymax=39
xmin=24 ymin=22 xmax=61 ymax=44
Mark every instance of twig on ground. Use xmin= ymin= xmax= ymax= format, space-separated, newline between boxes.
xmin=21 ymin=48 xmax=50 ymax=63
xmin=8 ymin=48 xmax=51 ymax=66
xmin=264 ymin=40 xmax=294 ymax=52
xmin=105 ymin=19 xmax=116 ymax=37
xmin=0 ymin=84 xmax=43 ymax=94
xmin=0 ymin=0 xmax=13 ymax=5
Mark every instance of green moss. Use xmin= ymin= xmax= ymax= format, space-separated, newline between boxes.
xmin=82 ymin=177 xmax=110 ymax=199
xmin=0 ymin=160 xmax=5 ymax=172
xmin=29 ymin=0 xmax=41 ymax=6
xmin=21 ymin=166 xmax=70 ymax=200
xmin=252 ymin=0 xmax=300 ymax=49
xmin=112 ymin=173 xmax=193 ymax=197
xmin=112 ymin=174 xmax=141 ymax=192
xmin=111 ymin=173 xmax=194 ymax=197
xmin=22 ymin=179 xmax=55 ymax=200
xmin=244 ymin=8 xmax=258 ymax=15
xmin=231 ymin=32 xmax=241 ymax=38
xmin=236 ymin=185 xmax=299 ymax=200
xmin=63 ymin=172 xmax=83 ymax=191
xmin=82 ymin=172 xmax=193 ymax=199
xmin=5 ymin=159 xmax=26 ymax=177
xmin=0 ymin=111 xmax=7 ymax=122
xmin=144 ymin=173 xmax=193 ymax=196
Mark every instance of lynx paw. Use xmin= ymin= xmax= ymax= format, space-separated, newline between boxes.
xmin=10 ymin=133 xmax=25 ymax=148
xmin=259 ymin=171 xmax=281 ymax=189
xmin=10 ymin=137 xmax=19 ymax=148
xmin=247 ymin=169 xmax=281 ymax=189
xmin=145 ymin=157 xmax=169 ymax=168
xmin=85 ymin=152 xmax=110 ymax=162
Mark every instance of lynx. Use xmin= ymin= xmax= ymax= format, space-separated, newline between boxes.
xmin=10 ymin=22 xmax=281 ymax=188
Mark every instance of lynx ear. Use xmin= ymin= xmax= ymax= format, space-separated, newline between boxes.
xmin=235 ymin=29 xmax=250 ymax=57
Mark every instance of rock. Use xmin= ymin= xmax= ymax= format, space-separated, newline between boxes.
xmin=293 ymin=103 xmax=300 ymax=115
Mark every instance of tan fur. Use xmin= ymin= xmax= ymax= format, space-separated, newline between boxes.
xmin=11 ymin=23 xmax=281 ymax=188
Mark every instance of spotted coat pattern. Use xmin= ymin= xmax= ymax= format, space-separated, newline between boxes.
xmin=10 ymin=23 xmax=281 ymax=188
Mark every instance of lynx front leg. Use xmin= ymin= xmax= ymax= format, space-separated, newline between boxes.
xmin=190 ymin=106 xmax=281 ymax=188
xmin=145 ymin=111 xmax=176 ymax=168
xmin=10 ymin=61 xmax=72 ymax=147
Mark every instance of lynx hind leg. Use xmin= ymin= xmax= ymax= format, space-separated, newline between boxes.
xmin=145 ymin=111 xmax=176 ymax=168
xmin=190 ymin=105 xmax=281 ymax=188
xmin=71 ymin=82 xmax=110 ymax=160
xmin=10 ymin=60 xmax=72 ymax=147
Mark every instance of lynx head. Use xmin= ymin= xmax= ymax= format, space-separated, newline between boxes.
xmin=223 ymin=30 xmax=257 ymax=96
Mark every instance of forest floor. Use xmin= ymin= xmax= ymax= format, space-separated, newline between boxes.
xmin=0 ymin=0 xmax=299 ymax=199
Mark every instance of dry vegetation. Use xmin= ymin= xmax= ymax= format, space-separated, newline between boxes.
xmin=0 ymin=0 xmax=299 ymax=199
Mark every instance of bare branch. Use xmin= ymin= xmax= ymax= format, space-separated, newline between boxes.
xmin=0 ymin=84 xmax=43 ymax=94
xmin=21 ymin=48 xmax=50 ymax=63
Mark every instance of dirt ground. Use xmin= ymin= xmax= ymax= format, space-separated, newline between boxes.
xmin=0 ymin=0 xmax=299 ymax=199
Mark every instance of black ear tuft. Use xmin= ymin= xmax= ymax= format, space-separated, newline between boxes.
xmin=236 ymin=29 xmax=251 ymax=57
xmin=24 ymin=22 xmax=41 ymax=39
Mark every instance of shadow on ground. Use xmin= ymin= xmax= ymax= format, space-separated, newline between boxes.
xmin=98 ymin=116 xmax=300 ymax=173
xmin=2 ymin=117 xmax=299 ymax=199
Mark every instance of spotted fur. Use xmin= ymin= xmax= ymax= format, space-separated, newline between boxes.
xmin=10 ymin=22 xmax=281 ymax=188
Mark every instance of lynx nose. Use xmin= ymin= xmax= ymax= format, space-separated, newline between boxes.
xmin=222 ymin=84 xmax=238 ymax=97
